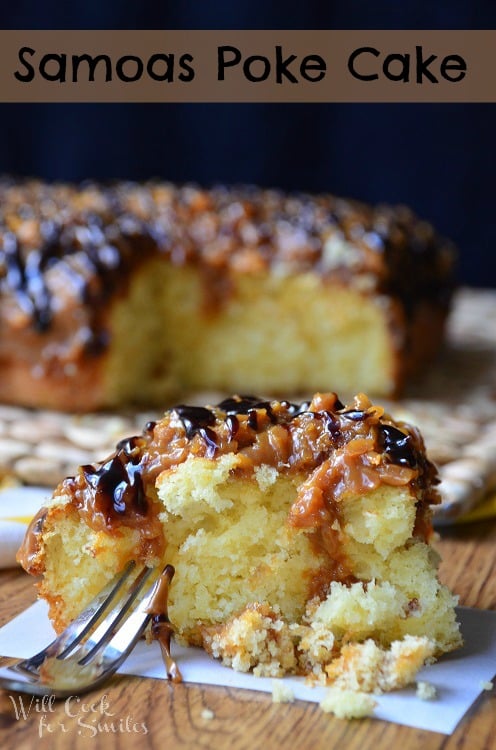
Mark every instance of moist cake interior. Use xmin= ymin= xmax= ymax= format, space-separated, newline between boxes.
xmin=18 ymin=391 xmax=462 ymax=691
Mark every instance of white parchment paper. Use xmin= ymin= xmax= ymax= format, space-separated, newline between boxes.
xmin=0 ymin=602 xmax=494 ymax=735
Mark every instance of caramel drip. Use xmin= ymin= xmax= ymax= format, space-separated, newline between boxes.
xmin=16 ymin=506 xmax=47 ymax=574
xmin=146 ymin=565 xmax=182 ymax=683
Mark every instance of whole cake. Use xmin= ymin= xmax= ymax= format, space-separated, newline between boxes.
xmin=19 ymin=391 xmax=462 ymax=691
xmin=0 ymin=178 xmax=455 ymax=411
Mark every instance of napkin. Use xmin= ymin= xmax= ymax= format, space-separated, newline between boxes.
xmin=0 ymin=604 xmax=494 ymax=735
xmin=0 ymin=487 xmax=49 ymax=568
xmin=456 ymin=490 xmax=496 ymax=523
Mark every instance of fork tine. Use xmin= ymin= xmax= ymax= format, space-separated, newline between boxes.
xmin=12 ymin=560 xmax=137 ymax=676
xmin=79 ymin=591 xmax=158 ymax=679
xmin=76 ymin=565 xmax=174 ymax=682
xmin=76 ymin=565 xmax=156 ymax=666
xmin=0 ymin=563 xmax=174 ymax=698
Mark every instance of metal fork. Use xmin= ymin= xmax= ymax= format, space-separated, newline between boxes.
xmin=0 ymin=560 xmax=174 ymax=698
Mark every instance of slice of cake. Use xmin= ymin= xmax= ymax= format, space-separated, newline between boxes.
xmin=18 ymin=391 xmax=462 ymax=691
xmin=0 ymin=178 xmax=455 ymax=410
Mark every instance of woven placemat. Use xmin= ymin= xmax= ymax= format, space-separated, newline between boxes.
xmin=0 ymin=287 xmax=495 ymax=522
xmin=382 ymin=288 xmax=496 ymax=522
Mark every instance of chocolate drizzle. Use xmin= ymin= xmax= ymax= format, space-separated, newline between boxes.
xmin=81 ymin=450 xmax=148 ymax=521
xmin=340 ymin=409 xmax=367 ymax=421
xmin=174 ymin=405 xmax=217 ymax=437
xmin=378 ymin=424 xmax=418 ymax=468
xmin=0 ymin=187 xmax=156 ymax=349
xmin=2 ymin=231 xmax=53 ymax=331
xmin=174 ymin=405 xmax=218 ymax=458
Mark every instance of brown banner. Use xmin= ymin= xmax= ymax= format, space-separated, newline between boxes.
xmin=0 ymin=30 xmax=493 ymax=102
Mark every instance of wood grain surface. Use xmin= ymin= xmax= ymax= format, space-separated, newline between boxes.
xmin=0 ymin=519 xmax=494 ymax=750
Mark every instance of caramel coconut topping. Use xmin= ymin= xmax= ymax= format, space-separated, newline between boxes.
xmin=0 ymin=178 xmax=455 ymax=338
xmin=19 ymin=392 xmax=439 ymax=577
xmin=0 ymin=179 xmax=457 ymax=413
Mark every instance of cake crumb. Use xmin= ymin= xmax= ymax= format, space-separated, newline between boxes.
xmin=201 ymin=708 xmax=215 ymax=720
xmin=416 ymin=681 xmax=437 ymax=700
xmin=271 ymin=680 xmax=295 ymax=703
xmin=479 ymin=680 xmax=494 ymax=691
xmin=319 ymin=688 xmax=376 ymax=719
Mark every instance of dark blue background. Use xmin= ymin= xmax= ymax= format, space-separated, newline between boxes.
xmin=0 ymin=2 xmax=495 ymax=287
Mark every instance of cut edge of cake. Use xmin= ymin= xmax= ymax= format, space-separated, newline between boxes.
xmin=18 ymin=391 xmax=462 ymax=693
